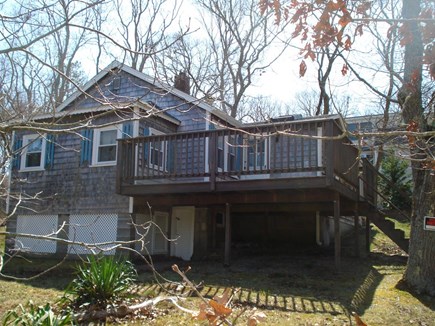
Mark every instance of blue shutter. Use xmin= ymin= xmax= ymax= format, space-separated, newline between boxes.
xmin=12 ymin=136 xmax=23 ymax=170
xmin=80 ymin=129 xmax=94 ymax=165
xmin=166 ymin=138 xmax=174 ymax=173
xmin=44 ymin=134 xmax=55 ymax=169
xmin=143 ymin=127 xmax=150 ymax=163
xmin=122 ymin=122 xmax=133 ymax=138
xmin=236 ymin=135 xmax=243 ymax=172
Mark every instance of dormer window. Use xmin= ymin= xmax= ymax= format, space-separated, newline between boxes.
xmin=111 ymin=77 xmax=121 ymax=93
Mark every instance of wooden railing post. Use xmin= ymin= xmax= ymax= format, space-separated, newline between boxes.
xmin=334 ymin=193 xmax=341 ymax=271
xmin=325 ymin=120 xmax=335 ymax=185
xmin=224 ymin=203 xmax=231 ymax=266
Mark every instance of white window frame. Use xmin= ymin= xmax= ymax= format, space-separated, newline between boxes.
xmin=217 ymin=135 xmax=237 ymax=173
xmin=226 ymin=135 xmax=237 ymax=172
xmin=217 ymin=135 xmax=225 ymax=171
xmin=148 ymin=128 xmax=167 ymax=171
xmin=20 ymin=134 xmax=46 ymax=171
xmin=91 ymin=125 xmax=122 ymax=166
xmin=243 ymin=136 xmax=269 ymax=171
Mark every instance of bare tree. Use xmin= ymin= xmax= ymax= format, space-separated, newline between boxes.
xmin=265 ymin=0 xmax=435 ymax=295
xmin=238 ymin=95 xmax=290 ymax=122
xmin=291 ymin=89 xmax=355 ymax=117
xmin=156 ymin=34 xmax=218 ymax=98
xmin=0 ymin=0 xmax=107 ymax=113
xmin=112 ymin=0 xmax=186 ymax=72
xmin=156 ymin=0 xmax=290 ymax=119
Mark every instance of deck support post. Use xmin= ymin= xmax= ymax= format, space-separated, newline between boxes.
xmin=354 ymin=204 xmax=360 ymax=258
xmin=56 ymin=214 xmax=70 ymax=256
xmin=334 ymin=194 xmax=341 ymax=271
xmin=209 ymin=132 xmax=217 ymax=191
xmin=365 ymin=216 xmax=370 ymax=253
xmin=224 ymin=203 xmax=231 ymax=267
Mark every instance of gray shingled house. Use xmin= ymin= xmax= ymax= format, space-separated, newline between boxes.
xmin=6 ymin=61 xmax=408 ymax=265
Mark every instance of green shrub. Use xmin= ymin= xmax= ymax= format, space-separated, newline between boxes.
xmin=63 ymin=255 xmax=137 ymax=309
xmin=380 ymin=153 xmax=412 ymax=210
xmin=2 ymin=301 xmax=73 ymax=326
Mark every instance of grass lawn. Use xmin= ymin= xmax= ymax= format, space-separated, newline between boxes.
xmin=386 ymin=216 xmax=411 ymax=238
xmin=1 ymin=226 xmax=434 ymax=325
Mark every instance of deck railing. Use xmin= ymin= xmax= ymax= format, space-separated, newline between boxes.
xmin=116 ymin=119 xmax=361 ymax=193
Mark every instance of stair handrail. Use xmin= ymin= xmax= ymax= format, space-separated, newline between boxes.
xmin=359 ymin=159 xmax=411 ymax=222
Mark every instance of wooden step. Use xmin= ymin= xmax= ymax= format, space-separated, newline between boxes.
xmin=370 ymin=211 xmax=409 ymax=253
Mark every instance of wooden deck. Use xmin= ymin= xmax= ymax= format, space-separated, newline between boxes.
xmin=116 ymin=118 xmax=375 ymax=209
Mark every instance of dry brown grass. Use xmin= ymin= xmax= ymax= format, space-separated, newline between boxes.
xmin=1 ymin=227 xmax=434 ymax=325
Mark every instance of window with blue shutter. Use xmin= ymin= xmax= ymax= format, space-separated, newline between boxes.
xmin=20 ymin=134 xmax=46 ymax=171
xmin=44 ymin=134 xmax=55 ymax=169
xmin=143 ymin=127 xmax=150 ymax=164
xmin=166 ymin=138 xmax=175 ymax=173
xmin=236 ymin=135 xmax=243 ymax=172
xmin=122 ymin=122 xmax=133 ymax=138
xmin=12 ymin=136 xmax=23 ymax=170
xmin=80 ymin=129 xmax=94 ymax=165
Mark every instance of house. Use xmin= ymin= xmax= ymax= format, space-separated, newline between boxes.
xmin=5 ymin=61 xmax=407 ymax=266
xmin=345 ymin=112 xmax=405 ymax=165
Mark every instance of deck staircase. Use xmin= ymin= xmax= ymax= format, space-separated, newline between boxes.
xmin=369 ymin=209 xmax=410 ymax=253
xmin=360 ymin=159 xmax=411 ymax=254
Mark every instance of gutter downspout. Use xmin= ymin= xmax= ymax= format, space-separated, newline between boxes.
xmin=316 ymin=211 xmax=322 ymax=246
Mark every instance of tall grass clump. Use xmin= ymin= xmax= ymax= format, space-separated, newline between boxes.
xmin=63 ymin=255 xmax=137 ymax=309
xmin=3 ymin=301 xmax=73 ymax=326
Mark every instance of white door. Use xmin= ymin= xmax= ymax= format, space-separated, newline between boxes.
xmin=170 ymin=206 xmax=195 ymax=261
xmin=135 ymin=212 xmax=168 ymax=255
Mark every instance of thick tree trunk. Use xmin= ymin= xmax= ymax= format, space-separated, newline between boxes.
xmin=400 ymin=0 xmax=435 ymax=295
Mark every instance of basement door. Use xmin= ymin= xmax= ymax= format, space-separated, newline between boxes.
xmin=170 ymin=206 xmax=195 ymax=261
xmin=152 ymin=211 xmax=169 ymax=254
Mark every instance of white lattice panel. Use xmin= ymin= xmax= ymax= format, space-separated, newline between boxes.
xmin=15 ymin=215 xmax=58 ymax=253
xmin=68 ymin=214 xmax=118 ymax=255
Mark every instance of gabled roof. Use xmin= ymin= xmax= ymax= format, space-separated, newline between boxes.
xmin=37 ymin=101 xmax=181 ymax=125
xmin=57 ymin=60 xmax=241 ymax=127
xmin=244 ymin=114 xmax=343 ymax=127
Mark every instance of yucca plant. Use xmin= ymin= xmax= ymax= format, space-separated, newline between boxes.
xmin=63 ymin=255 xmax=137 ymax=309
xmin=2 ymin=301 xmax=73 ymax=326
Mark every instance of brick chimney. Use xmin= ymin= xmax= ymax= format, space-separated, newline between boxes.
xmin=174 ymin=71 xmax=190 ymax=95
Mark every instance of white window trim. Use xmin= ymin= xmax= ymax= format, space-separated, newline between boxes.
xmin=148 ymin=128 xmax=167 ymax=171
xmin=217 ymin=135 xmax=237 ymax=173
xmin=243 ymin=136 xmax=269 ymax=171
xmin=91 ymin=125 xmax=122 ymax=167
xmin=217 ymin=135 xmax=225 ymax=172
xmin=20 ymin=134 xmax=46 ymax=172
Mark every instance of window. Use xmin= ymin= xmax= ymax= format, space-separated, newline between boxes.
xmin=92 ymin=126 xmax=121 ymax=165
xmin=149 ymin=129 xmax=166 ymax=170
xmin=227 ymin=136 xmax=236 ymax=171
xmin=217 ymin=136 xmax=224 ymax=170
xmin=111 ymin=77 xmax=121 ymax=93
xmin=215 ymin=135 xmax=239 ymax=172
xmin=245 ymin=137 xmax=268 ymax=170
xmin=21 ymin=134 xmax=46 ymax=171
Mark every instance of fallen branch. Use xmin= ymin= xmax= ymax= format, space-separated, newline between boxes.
xmin=74 ymin=295 xmax=196 ymax=322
